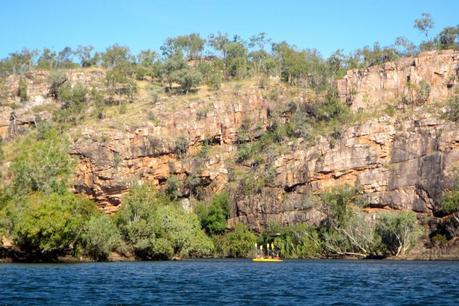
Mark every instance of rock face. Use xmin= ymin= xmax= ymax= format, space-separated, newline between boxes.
xmin=1 ymin=51 xmax=458 ymax=233
xmin=71 ymin=91 xmax=269 ymax=212
xmin=337 ymin=50 xmax=459 ymax=110
xmin=231 ymin=113 xmax=459 ymax=230
xmin=0 ymin=69 xmax=105 ymax=139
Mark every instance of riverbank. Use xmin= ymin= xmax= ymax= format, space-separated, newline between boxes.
xmin=1 ymin=245 xmax=457 ymax=263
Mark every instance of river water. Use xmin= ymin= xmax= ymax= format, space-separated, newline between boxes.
xmin=0 ymin=260 xmax=458 ymax=305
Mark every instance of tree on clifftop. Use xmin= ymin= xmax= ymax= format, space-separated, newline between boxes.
xmin=414 ymin=13 xmax=434 ymax=38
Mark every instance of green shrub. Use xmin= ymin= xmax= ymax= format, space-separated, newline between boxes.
xmin=10 ymin=127 xmax=74 ymax=195
xmin=441 ymin=190 xmax=459 ymax=213
xmin=165 ymin=175 xmax=182 ymax=200
xmin=417 ymin=80 xmax=430 ymax=103
xmin=47 ymin=70 xmax=67 ymax=99
xmin=440 ymin=170 xmax=459 ymax=213
xmin=375 ymin=211 xmax=423 ymax=257
xmin=313 ymin=95 xmax=349 ymax=122
xmin=116 ymin=185 xmax=213 ymax=259
xmin=2 ymin=192 xmax=96 ymax=258
xmin=261 ymin=223 xmax=322 ymax=258
xmin=174 ymin=137 xmax=188 ymax=158
xmin=17 ymin=78 xmax=28 ymax=102
xmin=319 ymin=185 xmax=357 ymax=228
xmin=221 ymin=223 xmax=256 ymax=258
xmin=105 ymin=66 xmax=137 ymax=103
xmin=196 ymin=192 xmax=230 ymax=235
xmin=207 ymin=70 xmax=222 ymax=91
xmin=81 ymin=214 xmax=122 ymax=261
xmin=444 ymin=96 xmax=459 ymax=122
xmin=53 ymin=83 xmax=88 ymax=125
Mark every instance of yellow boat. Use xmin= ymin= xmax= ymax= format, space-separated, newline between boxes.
xmin=252 ymin=257 xmax=283 ymax=262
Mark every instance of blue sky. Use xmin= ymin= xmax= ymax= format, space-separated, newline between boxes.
xmin=0 ymin=0 xmax=458 ymax=58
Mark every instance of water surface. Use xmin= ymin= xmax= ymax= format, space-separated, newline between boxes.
xmin=0 ymin=260 xmax=458 ymax=305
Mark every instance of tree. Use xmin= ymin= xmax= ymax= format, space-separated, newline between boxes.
xmin=10 ymin=127 xmax=74 ymax=195
xmin=376 ymin=211 xmax=423 ymax=257
xmin=262 ymin=223 xmax=322 ymax=258
xmin=436 ymin=26 xmax=459 ymax=50
xmin=76 ymin=45 xmax=95 ymax=67
xmin=2 ymin=192 xmax=96 ymax=258
xmin=116 ymin=184 xmax=213 ymax=259
xmin=37 ymin=48 xmax=57 ymax=70
xmin=161 ymin=34 xmax=205 ymax=60
xmin=394 ymin=37 xmax=416 ymax=56
xmin=171 ymin=65 xmax=202 ymax=94
xmin=101 ymin=44 xmax=133 ymax=68
xmin=17 ymin=78 xmax=28 ymax=102
xmin=57 ymin=47 xmax=75 ymax=68
xmin=208 ymin=32 xmax=230 ymax=58
xmin=197 ymin=192 xmax=230 ymax=235
xmin=105 ymin=65 xmax=137 ymax=103
xmin=248 ymin=32 xmax=271 ymax=51
xmin=225 ymin=40 xmax=248 ymax=79
xmin=81 ymin=214 xmax=122 ymax=260
xmin=414 ymin=13 xmax=434 ymax=38
xmin=160 ymin=52 xmax=202 ymax=93
xmin=222 ymin=223 xmax=256 ymax=258
xmin=4 ymin=49 xmax=37 ymax=75
xmin=273 ymin=42 xmax=308 ymax=85
xmin=53 ymin=83 xmax=88 ymax=124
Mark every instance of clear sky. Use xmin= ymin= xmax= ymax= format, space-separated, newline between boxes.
xmin=0 ymin=0 xmax=458 ymax=58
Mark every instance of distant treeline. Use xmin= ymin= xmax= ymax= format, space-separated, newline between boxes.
xmin=0 ymin=13 xmax=457 ymax=94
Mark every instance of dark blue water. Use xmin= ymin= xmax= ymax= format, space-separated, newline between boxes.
xmin=0 ymin=260 xmax=458 ymax=305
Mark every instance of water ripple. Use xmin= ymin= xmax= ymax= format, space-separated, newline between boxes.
xmin=0 ymin=260 xmax=458 ymax=305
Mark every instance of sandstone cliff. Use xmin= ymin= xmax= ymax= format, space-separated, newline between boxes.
xmin=1 ymin=51 xmax=458 ymax=241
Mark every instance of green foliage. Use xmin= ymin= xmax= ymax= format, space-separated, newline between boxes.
xmin=105 ymin=65 xmax=137 ymax=103
xmin=160 ymin=52 xmax=202 ymax=93
xmin=47 ymin=70 xmax=67 ymax=99
xmin=414 ymin=13 xmax=434 ymax=38
xmin=261 ymin=223 xmax=322 ymax=258
xmin=10 ymin=127 xmax=74 ymax=196
xmin=2 ymin=192 xmax=96 ymax=258
xmin=81 ymin=214 xmax=122 ymax=261
xmin=116 ymin=185 xmax=213 ymax=259
xmin=101 ymin=44 xmax=133 ymax=68
xmin=196 ymin=192 xmax=230 ymax=235
xmin=36 ymin=48 xmax=57 ymax=70
xmin=375 ymin=211 xmax=422 ymax=256
xmin=17 ymin=78 xmax=28 ymax=102
xmin=436 ymin=26 xmax=459 ymax=50
xmin=442 ymin=191 xmax=459 ymax=213
xmin=312 ymin=94 xmax=350 ymax=122
xmin=220 ymin=223 xmax=256 ymax=258
xmin=444 ymin=96 xmax=459 ymax=122
xmin=441 ymin=172 xmax=459 ymax=214
xmin=75 ymin=45 xmax=95 ymax=67
xmin=174 ymin=136 xmax=188 ymax=157
xmin=319 ymin=185 xmax=357 ymax=228
xmin=172 ymin=66 xmax=202 ymax=94
xmin=161 ymin=34 xmax=205 ymax=60
xmin=165 ymin=175 xmax=183 ymax=201
xmin=53 ymin=83 xmax=88 ymax=125
xmin=225 ymin=41 xmax=248 ymax=79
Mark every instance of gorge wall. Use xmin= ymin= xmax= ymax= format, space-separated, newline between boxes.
xmin=1 ymin=50 xmax=458 ymax=236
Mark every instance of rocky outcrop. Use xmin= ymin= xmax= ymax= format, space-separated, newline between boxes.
xmin=71 ymin=90 xmax=269 ymax=212
xmin=0 ymin=69 xmax=105 ymax=139
xmin=230 ymin=112 xmax=459 ymax=231
xmin=337 ymin=50 xmax=459 ymax=110
xmin=1 ymin=51 xmax=458 ymax=235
